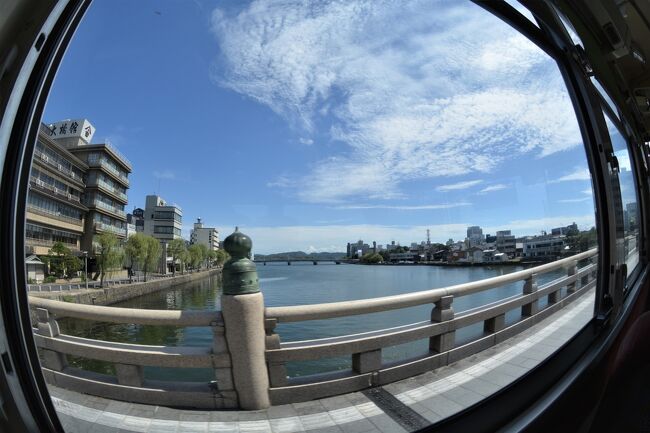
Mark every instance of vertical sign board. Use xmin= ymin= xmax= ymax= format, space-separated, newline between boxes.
xmin=46 ymin=119 xmax=96 ymax=144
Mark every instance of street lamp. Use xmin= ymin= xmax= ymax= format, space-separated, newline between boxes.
xmin=82 ymin=251 xmax=88 ymax=290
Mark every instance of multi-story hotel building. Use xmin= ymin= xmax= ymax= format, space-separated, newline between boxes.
xmin=25 ymin=124 xmax=89 ymax=255
xmin=26 ymin=119 xmax=131 ymax=259
xmin=142 ymin=195 xmax=182 ymax=273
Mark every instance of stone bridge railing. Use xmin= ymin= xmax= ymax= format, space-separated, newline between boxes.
xmin=29 ymin=229 xmax=598 ymax=410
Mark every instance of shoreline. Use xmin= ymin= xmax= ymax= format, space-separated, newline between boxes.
xmin=28 ymin=267 xmax=221 ymax=306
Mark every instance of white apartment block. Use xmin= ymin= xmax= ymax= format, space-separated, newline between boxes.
xmin=190 ymin=218 xmax=219 ymax=251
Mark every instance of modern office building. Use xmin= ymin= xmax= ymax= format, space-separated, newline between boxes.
xmin=190 ymin=218 xmax=219 ymax=251
xmin=143 ymin=195 xmax=183 ymax=242
xmin=127 ymin=208 xmax=144 ymax=233
xmin=142 ymin=195 xmax=182 ymax=273
xmin=25 ymin=124 xmax=90 ymax=256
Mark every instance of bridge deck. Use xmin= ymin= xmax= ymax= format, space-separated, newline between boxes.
xmin=51 ymin=289 xmax=594 ymax=433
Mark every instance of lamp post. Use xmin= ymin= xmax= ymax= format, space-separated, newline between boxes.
xmin=82 ymin=251 xmax=88 ymax=290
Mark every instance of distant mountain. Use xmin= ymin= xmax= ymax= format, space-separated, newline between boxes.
xmin=254 ymin=251 xmax=346 ymax=260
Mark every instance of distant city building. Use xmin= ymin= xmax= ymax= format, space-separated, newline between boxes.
xmin=190 ymin=218 xmax=220 ymax=251
xmin=551 ymin=222 xmax=578 ymax=236
xmin=495 ymin=230 xmax=516 ymax=258
xmin=485 ymin=233 xmax=497 ymax=244
xmin=127 ymin=207 xmax=144 ymax=233
xmin=467 ymin=226 xmax=484 ymax=247
xmin=523 ymin=235 xmax=567 ymax=259
xmin=347 ymin=240 xmax=372 ymax=257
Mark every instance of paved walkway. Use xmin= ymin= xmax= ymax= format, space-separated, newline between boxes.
xmin=52 ymin=290 xmax=595 ymax=432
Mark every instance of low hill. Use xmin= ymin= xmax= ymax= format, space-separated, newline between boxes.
xmin=254 ymin=251 xmax=346 ymax=260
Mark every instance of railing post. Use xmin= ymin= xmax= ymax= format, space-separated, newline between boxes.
xmin=265 ymin=318 xmax=288 ymax=387
xmin=567 ymin=260 xmax=578 ymax=294
xmin=220 ymin=229 xmax=270 ymax=410
xmin=522 ymin=274 xmax=538 ymax=317
xmin=212 ymin=317 xmax=238 ymax=408
xmin=36 ymin=308 xmax=67 ymax=371
xmin=430 ymin=295 xmax=455 ymax=353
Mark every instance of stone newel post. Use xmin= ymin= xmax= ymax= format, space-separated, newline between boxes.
xmin=220 ymin=228 xmax=271 ymax=410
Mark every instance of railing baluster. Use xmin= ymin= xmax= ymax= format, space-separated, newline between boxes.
xmin=484 ymin=313 xmax=505 ymax=333
xmin=115 ymin=363 xmax=144 ymax=387
xmin=567 ymin=260 xmax=578 ymax=294
xmin=522 ymin=274 xmax=538 ymax=317
xmin=36 ymin=308 xmax=67 ymax=371
xmin=212 ymin=318 xmax=238 ymax=408
xmin=430 ymin=295 xmax=454 ymax=353
xmin=265 ymin=318 xmax=288 ymax=387
xmin=352 ymin=349 xmax=382 ymax=374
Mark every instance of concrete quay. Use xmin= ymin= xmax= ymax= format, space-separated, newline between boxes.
xmin=29 ymin=268 xmax=221 ymax=306
xmin=50 ymin=288 xmax=595 ymax=432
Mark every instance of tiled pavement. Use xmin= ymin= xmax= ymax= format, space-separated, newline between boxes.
xmin=52 ymin=290 xmax=595 ymax=432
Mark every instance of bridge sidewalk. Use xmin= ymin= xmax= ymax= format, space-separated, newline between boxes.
xmin=51 ymin=289 xmax=595 ymax=433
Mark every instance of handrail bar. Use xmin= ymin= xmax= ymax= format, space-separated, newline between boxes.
xmin=265 ymin=249 xmax=597 ymax=323
xmin=28 ymin=297 xmax=220 ymax=326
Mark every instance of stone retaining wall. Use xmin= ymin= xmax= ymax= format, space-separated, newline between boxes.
xmin=29 ymin=268 xmax=221 ymax=306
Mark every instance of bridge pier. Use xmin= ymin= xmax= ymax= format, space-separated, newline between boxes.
xmin=313 ymin=261 xmax=317 ymax=265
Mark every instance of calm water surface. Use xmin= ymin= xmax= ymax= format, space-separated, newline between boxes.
xmin=59 ymin=263 xmax=569 ymax=381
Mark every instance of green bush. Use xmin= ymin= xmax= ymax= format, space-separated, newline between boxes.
xmin=43 ymin=276 xmax=57 ymax=283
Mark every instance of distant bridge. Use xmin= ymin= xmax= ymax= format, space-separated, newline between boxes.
xmin=253 ymin=258 xmax=346 ymax=265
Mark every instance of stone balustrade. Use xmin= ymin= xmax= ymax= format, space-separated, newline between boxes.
xmin=28 ymin=229 xmax=598 ymax=411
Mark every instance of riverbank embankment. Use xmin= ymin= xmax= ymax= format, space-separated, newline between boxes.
xmin=28 ymin=268 xmax=221 ymax=306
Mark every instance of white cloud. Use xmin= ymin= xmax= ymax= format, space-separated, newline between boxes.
xmin=436 ymin=180 xmax=483 ymax=192
xmin=335 ymin=202 xmax=470 ymax=210
xmin=558 ymin=197 xmax=591 ymax=203
xmin=549 ymin=167 xmax=591 ymax=183
xmin=299 ymin=137 xmax=314 ymax=145
xmin=582 ymin=188 xmax=593 ymax=195
xmin=153 ymin=170 xmax=176 ymax=180
xmin=210 ymin=1 xmax=582 ymax=204
xmin=478 ymin=184 xmax=508 ymax=194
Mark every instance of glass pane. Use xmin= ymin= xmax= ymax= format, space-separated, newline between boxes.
xmin=28 ymin=1 xmax=601 ymax=430
xmin=603 ymin=114 xmax=641 ymax=277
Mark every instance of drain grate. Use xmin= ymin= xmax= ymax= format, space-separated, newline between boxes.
xmin=363 ymin=387 xmax=430 ymax=432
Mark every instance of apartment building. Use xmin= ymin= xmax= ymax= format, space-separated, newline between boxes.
xmin=190 ymin=218 xmax=219 ymax=251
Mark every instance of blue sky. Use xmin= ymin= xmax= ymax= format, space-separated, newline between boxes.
xmin=43 ymin=0 xmax=600 ymax=254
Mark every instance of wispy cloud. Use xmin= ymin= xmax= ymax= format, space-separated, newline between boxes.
xmin=335 ymin=202 xmax=471 ymax=210
xmin=549 ymin=167 xmax=591 ymax=183
xmin=153 ymin=170 xmax=176 ymax=180
xmin=210 ymin=1 xmax=582 ymax=204
xmin=299 ymin=137 xmax=314 ymax=145
xmin=478 ymin=184 xmax=508 ymax=194
xmin=558 ymin=197 xmax=591 ymax=203
xmin=436 ymin=180 xmax=483 ymax=192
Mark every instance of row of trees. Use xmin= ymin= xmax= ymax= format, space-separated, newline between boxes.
xmin=97 ymin=232 xmax=230 ymax=286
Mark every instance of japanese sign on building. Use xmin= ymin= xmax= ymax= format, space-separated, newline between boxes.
xmin=46 ymin=119 xmax=95 ymax=144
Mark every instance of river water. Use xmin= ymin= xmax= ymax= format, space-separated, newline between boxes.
xmin=58 ymin=263 xmax=569 ymax=382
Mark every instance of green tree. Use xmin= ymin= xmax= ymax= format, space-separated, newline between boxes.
xmin=141 ymin=235 xmax=161 ymax=282
xmin=361 ymin=252 xmax=384 ymax=264
xmin=167 ymin=238 xmax=187 ymax=276
xmin=63 ymin=255 xmax=82 ymax=279
xmin=95 ymin=233 xmax=124 ymax=288
xmin=187 ymin=244 xmax=204 ymax=270
xmin=125 ymin=234 xmax=146 ymax=282
xmin=207 ymin=249 xmax=218 ymax=268
xmin=198 ymin=244 xmax=209 ymax=268
xmin=215 ymin=249 xmax=229 ymax=266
